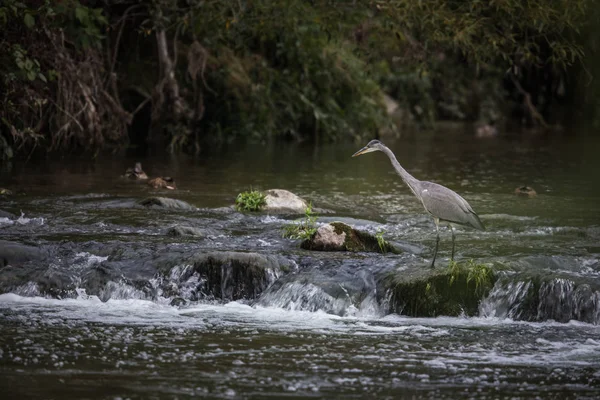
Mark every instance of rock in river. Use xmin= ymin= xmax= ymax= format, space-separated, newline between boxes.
xmin=160 ymin=251 xmax=291 ymax=301
xmin=138 ymin=197 xmax=196 ymax=210
xmin=301 ymin=222 xmax=400 ymax=253
xmin=0 ymin=240 xmax=44 ymax=267
xmin=263 ymin=189 xmax=308 ymax=214
xmin=166 ymin=225 xmax=204 ymax=237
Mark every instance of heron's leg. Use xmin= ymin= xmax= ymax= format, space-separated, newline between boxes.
xmin=430 ymin=218 xmax=440 ymax=268
xmin=450 ymin=225 xmax=456 ymax=261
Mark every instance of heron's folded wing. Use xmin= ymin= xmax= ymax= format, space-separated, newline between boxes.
xmin=419 ymin=182 xmax=484 ymax=230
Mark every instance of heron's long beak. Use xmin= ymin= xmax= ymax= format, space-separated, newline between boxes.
xmin=352 ymin=146 xmax=376 ymax=157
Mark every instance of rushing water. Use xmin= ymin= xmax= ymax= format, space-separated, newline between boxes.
xmin=1 ymin=127 xmax=600 ymax=398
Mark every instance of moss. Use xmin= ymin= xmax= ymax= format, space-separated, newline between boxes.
xmin=385 ymin=260 xmax=496 ymax=317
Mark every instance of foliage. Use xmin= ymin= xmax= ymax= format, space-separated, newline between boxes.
xmin=235 ymin=189 xmax=266 ymax=212
xmin=0 ymin=0 xmax=594 ymax=158
xmin=0 ymin=0 xmax=128 ymax=158
xmin=283 ymin=202 xmax=318 ymax=240
xmin=375 ymin=228 xmax=388 ymax=253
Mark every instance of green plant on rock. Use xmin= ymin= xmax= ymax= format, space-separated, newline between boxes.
xmin=235 ymin=189 xmax=266 ymax=212
xmin=446 ymin=259 xmax=494 ymax=295
xmin=283 ymin=202 xmax=318 ymax=240
xmin=466 ymin=260 xmax=494 ymax=295
xmin=375 ymin=228 xmax=387 ymax=253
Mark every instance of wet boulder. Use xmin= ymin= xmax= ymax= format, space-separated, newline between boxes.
xmin=161 ymin=251 xmax=290 ymax=301
xmin=301 ymin=222 xmax=400 ymax=254
xmin=0 ymin=240 xmax=44 ymax=267
xmin=383 ymin=261 xmax=496 ymax=317
xmin=139 ymin=196 xmax=196 ymax=210
xmin=166 ymin=225 xmax=204 ymax=237
xmin=264 ymin=189 xmax=308 ymax=214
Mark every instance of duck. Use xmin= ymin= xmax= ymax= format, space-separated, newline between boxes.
xmin=514 ymin=186 xmax=537 ymax=197
xmin=124 ymin=162 xmax=148 ymax=180
xmin=148 ymin=177 xmax=176 ymax=190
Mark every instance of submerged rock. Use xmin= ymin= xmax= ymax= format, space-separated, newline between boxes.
xmin=166 ymin=225 xmax=204 ymax=237
xmin=384 ymin=262 xmax=496 ymax=317
xmin=139 ymin=197 xmax=195 ymax=210
xmin=264 ymin=189 xmax=308 ymax=214
xmin=301 ymin=222 xmax=400 ymax=253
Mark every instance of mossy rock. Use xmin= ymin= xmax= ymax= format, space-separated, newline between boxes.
xmin=384 ymin=262 xmax=496 ymax=317
xmin=300 ymin=222 xmax=400 ymax=253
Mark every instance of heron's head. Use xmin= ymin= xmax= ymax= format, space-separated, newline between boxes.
xmin=352 ymin=139 xmax=385 ymax=157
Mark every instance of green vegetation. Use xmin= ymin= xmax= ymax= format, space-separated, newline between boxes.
xmin=386 ymin=259 xmax=496 ymax=317
xmin=448 ymin=259 xmax=494 ymax=295
xmin=235 ymin=189 xmax=266 ymax=212
xmin=0 ymin=0 xmax=595 ymax=159
xmin=375 ymin=229 xmax=387 ymax=253
xmin=283 ymin=202 xmax=318 ymax=240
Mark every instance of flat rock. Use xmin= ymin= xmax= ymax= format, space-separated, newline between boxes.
xmin=0 ymin=240 xmax=44 ymax=267
xmin=139 ymin=197 xmax=196 ymax=210
xmin=166 ymin=226 xmax=204 ymax=237
xmin=264 ymin=189 xmax=308 ymax=214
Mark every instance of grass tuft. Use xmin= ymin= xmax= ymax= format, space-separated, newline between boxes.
xmin=282 ymin=202 xmax=318 ymax=240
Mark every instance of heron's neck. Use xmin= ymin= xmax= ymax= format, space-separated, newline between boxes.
xmin=381 ymin=146 xmax=420 ymax=194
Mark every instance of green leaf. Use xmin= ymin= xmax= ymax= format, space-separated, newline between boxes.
xmin=38 ymin=73 xmax=47 ymax=83
xmin=23 ymin=13 xmax=34 ymax=29
xmin=75 ymin=6 xmax=87 ymax=24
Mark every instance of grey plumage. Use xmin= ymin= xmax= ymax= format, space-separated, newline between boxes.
xmin=352 ymin=139 xmax=484 ymax=267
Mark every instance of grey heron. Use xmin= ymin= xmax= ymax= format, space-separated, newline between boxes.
xmin=352 ymin=140 xmax=484 ymax=267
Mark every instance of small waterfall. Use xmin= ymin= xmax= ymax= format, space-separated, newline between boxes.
xmin=480 ymin=276 xmax=600 ymax=324
xmin=479 ymin=281 xmax=533 ymax=320
xmin=255 ymin=281 xmax=383 ymax=317
xmin=255 ymin=266 xmax=384 ymax=318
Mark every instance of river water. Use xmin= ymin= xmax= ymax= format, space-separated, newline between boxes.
xmin=1 ymin=128 xmax=600 ymax=399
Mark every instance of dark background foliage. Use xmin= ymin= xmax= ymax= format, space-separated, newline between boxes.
xmin=0 ymin=0 xmax=595 ymax=159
